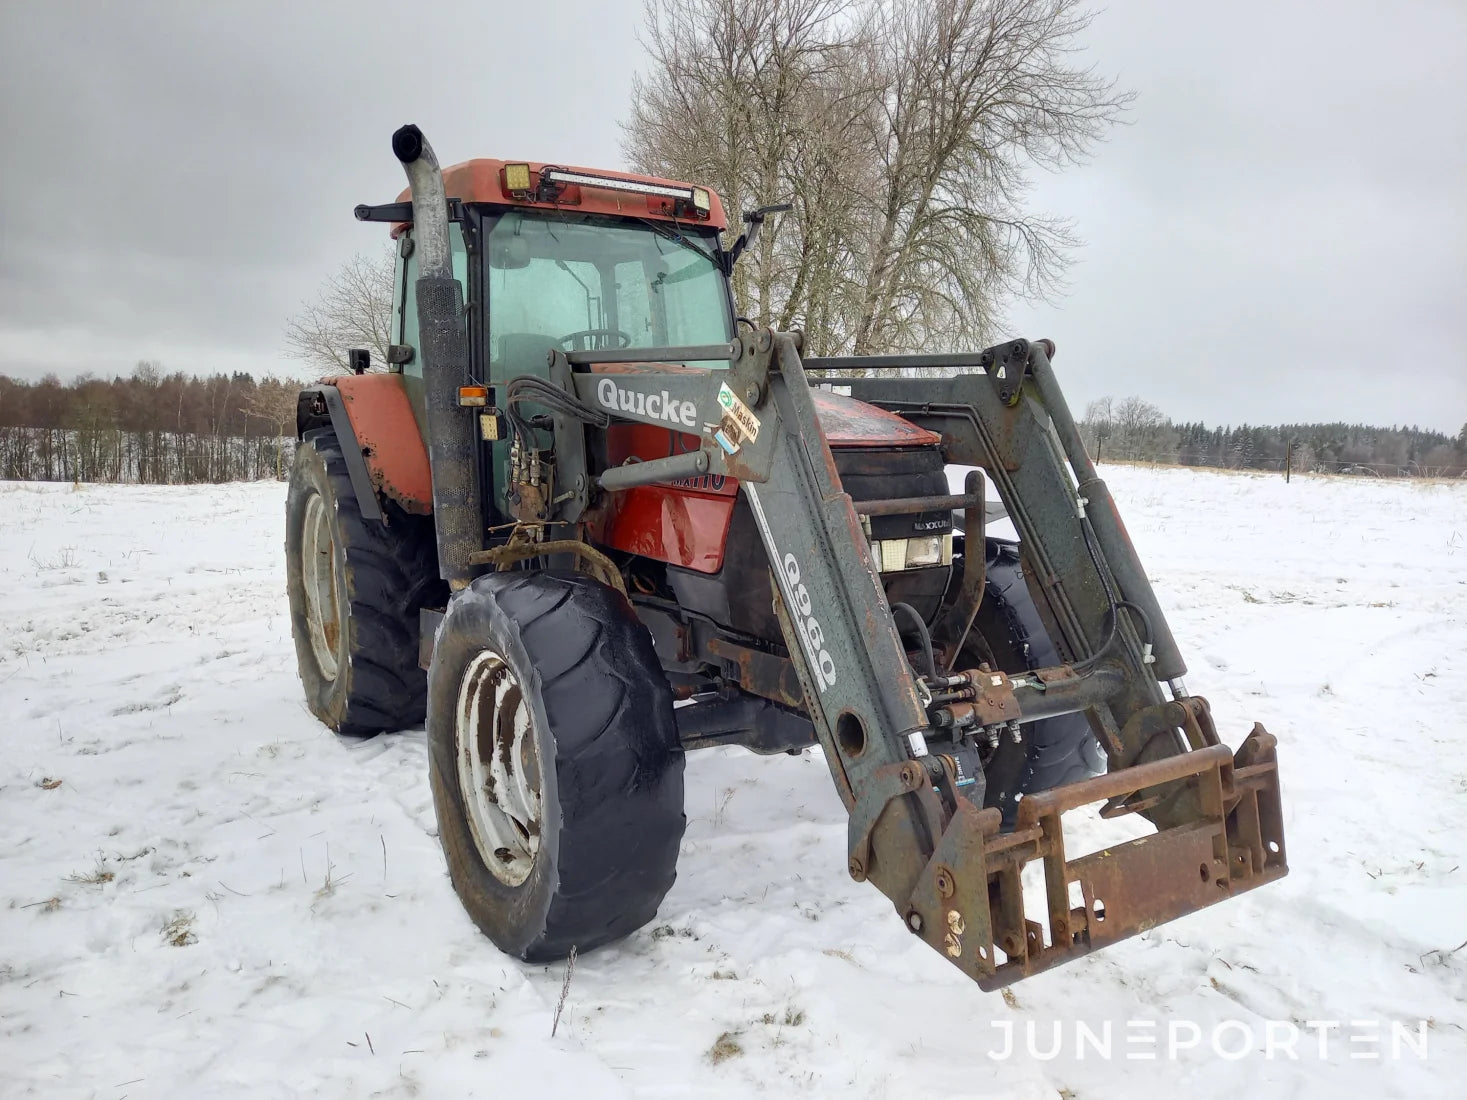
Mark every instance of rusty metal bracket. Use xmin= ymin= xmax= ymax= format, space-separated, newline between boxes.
xmin=467 ymin=538 xmax=627 ymax=599
xmin=905 ymin=801 xmax=1006 ymax=976
xmin=846 ymin=760 xmax=928 ymax=883
xmin=984 ymin=339 xmax=1031 ymax=407
xmin=705 ymin=636 xmax=805 ymax=710
xmin=886 ymin=722 xmax=1286 ymax=990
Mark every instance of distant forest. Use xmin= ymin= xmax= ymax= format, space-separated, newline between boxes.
xmin=0 ymin=369 xmax=1463 ymax=484
xmin=1078 ymin=396 xmax=1466 ymax=478
xmin=0 ymin=363 xmax=300 ymax=484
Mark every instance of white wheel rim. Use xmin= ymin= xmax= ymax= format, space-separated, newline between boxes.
xmin=455 ymin=649 xmax=542 ymax=886
xmin=301 ymin=492 xmax=341 ymax=680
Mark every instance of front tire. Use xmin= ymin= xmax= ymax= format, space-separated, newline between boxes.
xmin=285 ymin=429 xmax=445 ymax=735
xmin=427 ymin=572 xmax=686 ymax=961
xmin=966 ymin=538 xmax=1105 ymax=824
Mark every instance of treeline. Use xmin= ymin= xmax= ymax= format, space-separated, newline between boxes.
xmin=0 ymin=363 xmax=300 ymax=484
xmin=1081 ymin=396 xmax=1467 ymax=477
xmin=2 ymin=369 xmax=1461 ymax=485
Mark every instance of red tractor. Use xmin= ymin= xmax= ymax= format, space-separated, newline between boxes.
xmin=286 ymin=125 xmax=1286 ymax=988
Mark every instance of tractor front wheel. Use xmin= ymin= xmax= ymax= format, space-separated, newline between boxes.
xmin=427 ymin=572 xmax=686 ymax=961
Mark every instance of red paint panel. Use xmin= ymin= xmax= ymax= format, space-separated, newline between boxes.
xmin=595 ymin=485 xmax=737 ymax=574
xmin=592 ymin=420 xmax=738 ymax=572
xmin=332 ymin=374 xmax=432 ymax=514
xmin=390 ymin=159 xmax=727 ymax=234
xmin=813 ymin=390 xmax=942 ymax=448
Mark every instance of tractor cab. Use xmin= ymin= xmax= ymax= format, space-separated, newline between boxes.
xmin=357 ymin=159 xmax=955 ymax=582
xmin=358 ymin=160 xmax=738 ymax=518
xmin=363 ymin=159 xmax=732 ymax=372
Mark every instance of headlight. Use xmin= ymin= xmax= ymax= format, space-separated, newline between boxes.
xmin=872 ymin=534 xmax=952 ymax=572
xmin=503 ymin=163 xmax=532 ymax=194
xmin=903 ymin=536 xmax=944 ymax=568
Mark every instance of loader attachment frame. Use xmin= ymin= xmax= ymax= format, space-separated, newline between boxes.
xmin=548 ymin=329 xmax=1287 ymax=987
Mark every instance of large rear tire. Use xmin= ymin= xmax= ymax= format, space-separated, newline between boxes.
xmin=285 ymin=428 xmax=445 ymax=736
xmin=427 ymin=571 xmax=686 ymax=961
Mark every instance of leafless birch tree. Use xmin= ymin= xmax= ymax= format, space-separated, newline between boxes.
xmin=624 ymin=0 xmax=1131 ymax=355
xmin=283 ymin=247 xmax=396 ymax=374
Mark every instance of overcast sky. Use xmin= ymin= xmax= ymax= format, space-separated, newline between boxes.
xmin=1 ymin=0 xmax=1462 ymax=431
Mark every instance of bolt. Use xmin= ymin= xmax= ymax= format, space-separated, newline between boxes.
xmin=744 ymin=384 xmax=760 ymax=405
xmin=935 ymin=867 xmax=955 ymax=899
xmin=1009 ymin=720 xmax=1023 ymax=744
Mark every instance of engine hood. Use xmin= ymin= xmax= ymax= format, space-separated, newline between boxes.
xmin=812 ymin=389 xmax=941 ymax=448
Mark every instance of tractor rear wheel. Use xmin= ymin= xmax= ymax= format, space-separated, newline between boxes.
xmin=426 ymin=571 xmax=686 ymax=961
xmin=285 ymin=428 xmax=445 ymax=736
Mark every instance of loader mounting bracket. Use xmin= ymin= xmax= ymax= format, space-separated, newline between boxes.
xmin=883 ymin=723 xmax=1286 ymax=989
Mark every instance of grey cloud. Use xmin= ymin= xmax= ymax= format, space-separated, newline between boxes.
xmin=1 ymin=0 xmax=1462 ymax=430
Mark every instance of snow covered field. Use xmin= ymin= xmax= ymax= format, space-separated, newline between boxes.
xmin=2 ymin=466 xmax=1464 ymax=1098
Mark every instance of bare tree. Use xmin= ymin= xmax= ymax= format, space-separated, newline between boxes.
xmin=1082 ymin=395 xmax=1113 ymax=461
xmin=625 ymin=0 xmax=870 ymax=349
xmin=846 ymin=0 xmax=1130 ymax=354
xmin=243 ymin=378 xmax=302 ymax=478
xmin=1110 ymin=395 xmax=1175 ymax=461
xmin=623 ymin=0 xmax=1130 ymax=355
xmin=284 ymin=248 xmax=395 ymax=375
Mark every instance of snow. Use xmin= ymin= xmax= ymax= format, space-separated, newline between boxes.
xmin=1 ymin=466 xmax=1464 ymax=1098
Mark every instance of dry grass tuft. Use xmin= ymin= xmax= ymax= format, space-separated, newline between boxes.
xmin=162 ymin=910 xmax=197 ymax=947
xmin=66 ymin=861 xmax=115 ymax=886
xmin=708 ymin=1031 xmax=743 ymax=1063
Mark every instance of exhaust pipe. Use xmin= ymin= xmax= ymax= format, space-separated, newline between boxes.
xmin=393 ymin=124 xmax=481 ymax=590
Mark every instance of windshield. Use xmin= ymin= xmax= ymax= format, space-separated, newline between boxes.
xmin=485 ymin=210 xmax=732 ymax=373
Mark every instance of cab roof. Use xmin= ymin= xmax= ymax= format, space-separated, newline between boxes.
xmin=390 ymin=158 xmax=727 ymax=232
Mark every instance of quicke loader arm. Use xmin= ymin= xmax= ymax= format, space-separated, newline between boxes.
xmin=552 ymin=330 xmax=1286 ymax=989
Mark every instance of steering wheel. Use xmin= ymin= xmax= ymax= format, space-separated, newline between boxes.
xmin=558 ymin=328 xmax=633 ymax=352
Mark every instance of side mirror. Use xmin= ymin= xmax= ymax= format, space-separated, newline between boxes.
xmin=726 ymin=203 xmax=793 ymax=272
xmin=348 ymin=348 xmax=370 ymax=375
xmin=489 ymin=234 xmax=532 ymax=270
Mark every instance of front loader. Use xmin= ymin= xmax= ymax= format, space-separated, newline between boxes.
xmin=286 ymin=125 xmax=1287 ymax=989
